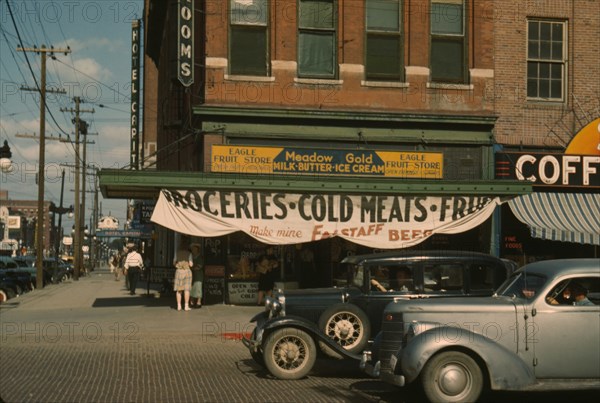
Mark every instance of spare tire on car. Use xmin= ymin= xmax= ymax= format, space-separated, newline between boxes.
xmin=317 ymin=303 xmax=370 ymax=359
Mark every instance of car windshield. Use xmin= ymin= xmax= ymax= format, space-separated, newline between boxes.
xmin=496 ymin=271 xmax=547 ymax=299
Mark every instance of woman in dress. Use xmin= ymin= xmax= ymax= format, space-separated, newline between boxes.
xmin=188 ymin=243 xmax=204 ymax=308
xmin=173 ymin=248 xmax=193 ymax=311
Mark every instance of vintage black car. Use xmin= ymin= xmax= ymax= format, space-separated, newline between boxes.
xmin=12 ymin=257 xmax=52 ymax=286
xmin=242 ymin=250 xmax=515 ymax=379
xmin=0 ymin=278 xmax=19 ymax=303
xmin=362 ymin=258 xmax=600 ymax=403
xmin=0 ymin=257 xmax=35 ymax=294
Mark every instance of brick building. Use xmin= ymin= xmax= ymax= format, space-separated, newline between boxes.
xmin=490 ymin=0 xmax=600 ymax=264
xmin=493 ymin=0 xmax=599 ymax=147
xmin=0 ymin=190 xmax=53 ymax=255
xmin=99 ymin=0 xmax=599 ymax=302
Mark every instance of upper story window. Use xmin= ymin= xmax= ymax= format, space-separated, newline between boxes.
xmin=366 ymin=0 xmax=403 ymax=81
xmin=229 ymin=0 xmax=269 ymax=76
xmin=430 ymin=0 xmax=467 ymax=83
xmin=527 ymin=20 xmax=566 ymax=102
xmin=298 ymin=0 xmax=337 ymax=79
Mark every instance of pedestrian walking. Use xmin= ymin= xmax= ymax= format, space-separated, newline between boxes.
xmin=124 ymin=243 xmax=144 ymax=295
xmin=173 ymin=248 xmax=192 ymax=311
xmin=114 ymin=247 xmax=127 ymax=283
xmin=189 ymin=243 xmax=204 ymax=308
xmin=109 ymin=253 xmax=118 ymax=274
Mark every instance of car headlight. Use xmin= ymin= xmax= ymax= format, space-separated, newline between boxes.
xmin=264 ymin=296 xmax=273 ymax=311
xmin=277 ymin=295 xmax=285 ymax=316
xmin=264 ymin=296 xmax=283 ymax=316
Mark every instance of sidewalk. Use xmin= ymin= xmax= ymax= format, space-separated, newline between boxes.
xmin=0 ymin=264 xmax=263 ymax=339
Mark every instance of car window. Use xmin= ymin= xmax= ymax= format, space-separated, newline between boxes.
xmin=497 ymin=272 xmax=547 ymax=299
xmin=370 ymin=265 xmax=392 ymax=292
xmin=423 ymin=263 xmax=464 ymax=293
xmin=388 ymin=265 xmax=414 ymax=292
xmin=546 ymin=277 xmax=600 ymax=306
xmin=469 ymin=263 xmax=496 ymax=292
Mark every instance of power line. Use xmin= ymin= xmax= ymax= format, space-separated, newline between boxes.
xmin=5 ymin=1 xmax=73 ymax=141
xmin=53 ymin=58 xmax=131 ymax=104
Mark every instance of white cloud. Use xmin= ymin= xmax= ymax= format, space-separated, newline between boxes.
xmin=47 ymin=56 xmax=113 ymax=86
xmin=56 ymin=37 xmax=125 ymax=54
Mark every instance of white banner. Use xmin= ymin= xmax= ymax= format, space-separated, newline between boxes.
xmin=151 ymin=189 xmax=502 ymax=249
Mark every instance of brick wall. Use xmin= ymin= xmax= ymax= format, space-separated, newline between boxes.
xmin=493 ymin=0 xmax=600 ymax=148
xmin=203 ymin=0 xmax=495 ymax=115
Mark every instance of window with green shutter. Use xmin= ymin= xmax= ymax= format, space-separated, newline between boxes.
xmin=430 ymin=0 xmax=467 ymax=83
xmin=298 ymin=0 xmax=337 ymax=78
xmin=366 ymin=0 xmax=403 ymax=81
xmin=527 ymin=20 xmax=566 ymax=101
xmin=229 ymin=0 xmax=269 ymax=76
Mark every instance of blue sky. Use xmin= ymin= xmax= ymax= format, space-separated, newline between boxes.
xmin=1 ymin=0 xmax=145 ymax=231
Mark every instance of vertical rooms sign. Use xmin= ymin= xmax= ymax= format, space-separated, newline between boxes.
xmin=178 ymin=0 xmax=194 ymax=86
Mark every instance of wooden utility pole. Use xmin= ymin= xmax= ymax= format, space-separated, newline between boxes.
xmin=91 ymin=171 xmax=99 ymax=271
xmin=61 ymin=98 xmax=94 ymax=280
xmin=18 ymin=45 xmax=70 ymax=289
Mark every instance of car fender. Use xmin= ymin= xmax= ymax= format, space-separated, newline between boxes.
xmin=260 ymin=315 xmax=362 ymax=360
xmin=399 ymin=326 xmax=536 ymax=390
xmin=249 ymin=310 xmax=269 ymax=325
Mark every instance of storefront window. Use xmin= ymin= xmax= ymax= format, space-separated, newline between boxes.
xmin=227 ymin=232 xmax=265 ymax=280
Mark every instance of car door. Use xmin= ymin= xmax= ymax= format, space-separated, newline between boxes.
xmin=532 ymin=275 xmax=600 ymax=378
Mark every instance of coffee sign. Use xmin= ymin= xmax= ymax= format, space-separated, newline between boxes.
xmin=496 ymin=117 xmax=600 ymax=190
xmin=496 ymin=152 xmax=600 ymax=189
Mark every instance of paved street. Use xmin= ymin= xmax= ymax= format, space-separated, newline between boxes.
xmin=0 ymin=266 xmax=382 ymax=403
xmin=1 ymin=266 xmax=597 ymax=403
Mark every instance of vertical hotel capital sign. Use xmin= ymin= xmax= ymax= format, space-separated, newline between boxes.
xmin=178 ymin=0 xmax=194 ymax=86
xmin=130 ymin=19 xmax=141 ymax=170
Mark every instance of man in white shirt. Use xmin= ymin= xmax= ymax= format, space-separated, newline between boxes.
xmin=123 ymin=243 xmax=144 ymax=295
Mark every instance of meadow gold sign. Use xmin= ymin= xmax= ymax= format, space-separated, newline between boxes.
xmin=211 ymin=145 xmax=443 ymax=179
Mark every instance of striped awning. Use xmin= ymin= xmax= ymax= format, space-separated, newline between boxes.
xmin=508 ymin=193 xmax=600 ymax=245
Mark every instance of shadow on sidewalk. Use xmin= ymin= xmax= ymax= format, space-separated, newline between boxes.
xmin=92 ymin=295 xmax=173 ymax=308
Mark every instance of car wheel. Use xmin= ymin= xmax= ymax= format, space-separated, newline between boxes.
xmin=60 ymin=273 xmax=68 ymax=282
xmin=263 ymin=327 xmax=316 ymax=380
xmin=317 ymin=304 xmax=370 ymax=358
xmin=421 ymin=351 xmax=484 ymax=403
xmin=0 ymin=289 xmax=7 ymax=304
xmin=249 ymin=328 xmax=265 ymax=367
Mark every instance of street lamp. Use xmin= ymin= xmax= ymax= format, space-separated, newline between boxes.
xmin=0 ymin=140 xmax=13 ymax=173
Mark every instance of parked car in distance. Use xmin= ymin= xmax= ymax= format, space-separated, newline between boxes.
xmin=243 ymin=250 xmax=516 ymax=380
xmin=0 ymin=256 xmax=20 ymax=269
xmin=39 ymin=259 xmax=70 ymax=283
xmin=362 ymin=258 xmax=600 ymax=403
xmin=0 ymin=278 xmax=19 ymax=303
xmin=13 ymin=256 xmax=68 ymax=284
xmin=0 ymin=256 xmax=35 ymax=293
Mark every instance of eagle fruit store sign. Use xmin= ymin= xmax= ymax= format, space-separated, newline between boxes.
xmin=212 ymin=145 xmax=444 ymax=179
xmin=151 ymin=189 xmax=501 ymax=249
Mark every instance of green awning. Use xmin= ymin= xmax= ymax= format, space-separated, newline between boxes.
xmin=98 ymin=169 xmax=532 ymax=200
